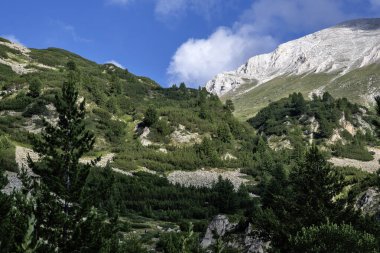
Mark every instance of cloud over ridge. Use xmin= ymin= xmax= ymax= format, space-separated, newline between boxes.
xmin=167 ymin=0 xmax=365 ymax=87
xmin=167 ymin=25 xmax=276 ymax=86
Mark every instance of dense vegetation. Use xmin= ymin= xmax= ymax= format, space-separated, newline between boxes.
xmin=248 ymin=92 xmax=378 ymax=161
xmin=249 ymin=92 xmax=363 ymax=139
xmin=84 ymin=169 xmax=252 ymax=222
xmin=1 ymin=40 xmax=380 ymax=252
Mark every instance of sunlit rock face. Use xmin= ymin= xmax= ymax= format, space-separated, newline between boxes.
xmin=206 ymin=19 xmax=380 ymax=97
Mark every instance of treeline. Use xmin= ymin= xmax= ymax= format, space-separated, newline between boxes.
xmin=83 ymin=168 xmax=252 ymax=223
xmin=249 ymin=143 xmax=380 ymax=252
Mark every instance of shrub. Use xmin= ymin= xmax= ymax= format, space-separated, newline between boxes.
xmin=144 ymin=107 xmax=158 ymax=127
xmin=0 ymin=92 xmax=33 ymax=111
xmin=28 ymin=78 xmax=42 ymax=97
xmin=290 ymin=223 xmax=378 ymax=253
xmin=0 ymin=135 xmax=17 ymax=172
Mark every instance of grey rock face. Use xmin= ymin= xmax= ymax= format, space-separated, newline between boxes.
xmin=201 ymin=215 xmax=269 ymax=253
xmin=206 ymin=18 xmax=380 ymax=97
xmin=356 ymin=187 xmax=380 ymax=220
xmin=201 ymin=215 xmax=236 ymax=248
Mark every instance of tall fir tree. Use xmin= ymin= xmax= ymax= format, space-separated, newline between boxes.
xmin=24 ymin=62 xmax=121 ymax=252
xmin=29 ymin=62 xmax=96 ymax=244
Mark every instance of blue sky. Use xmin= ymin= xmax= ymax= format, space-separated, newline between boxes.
xmin=1 ymin=0 xmax=379 ymax=87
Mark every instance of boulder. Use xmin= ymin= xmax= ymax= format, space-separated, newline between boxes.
xmin=356 ymin=187 xmax=380 ymax=220
xmin=201 ymin=215 xmax=270 ymax=253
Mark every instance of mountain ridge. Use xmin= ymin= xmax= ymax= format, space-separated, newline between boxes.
xmin=206 ymin=18 xmax=380 ymax=116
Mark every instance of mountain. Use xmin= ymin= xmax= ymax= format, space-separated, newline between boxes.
xmin=1 ymin=36 xmax=380 ymax=252
xmin=206 ymin=18 xmax=380 ymax=119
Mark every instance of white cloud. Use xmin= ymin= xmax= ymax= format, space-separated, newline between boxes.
xmin=1 ymin=34 xmax=23 ymax=45
xmin=167 ymin=0 xmax=357 ymax=87
xmin=106 ymin=60 xmax=124 ymax=69
xmin=168 ymin=25 xmax=276 ymax=86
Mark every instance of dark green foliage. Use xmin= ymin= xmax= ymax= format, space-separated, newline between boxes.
xmin=81 ymin=166 xmax=118 ymax=217
xmin=144 ymin=106 xmax=158 ymax=127
xmin=19 ymin=65 xmax=124 ymax=252
xmin=212 ymin=176 xmax=238 ymax=213
xmin=253 ymin=146 xmax=348 ymax=251
xmin=248 ymin=92 xmax=362 ymax=139
xmin=224 ymin=99 xmax=235 ymax=112
xmin=0 ymin=135 xmax=17 ymax=172
xmin=332 ymin=142 xmax=374 ymax=161
xmin=156 ymin=223 xmax=204 ymax=253
xmin=66 ymin=60 xmax=77 ymax=71
xmin=157 ymin=232 xmax=203 ymax=253
xmin=375 ymin=96 xmax=380 ymax=116
xmin=217 ymin=124 xmax=232 ymax=143
xmin=195 ymin=138 xmax=220 ymax=167
xmin=29 ymin=74 xmax=95 ymax=201
xmin=28 ymin=78 xmax=42 ymax=98
xmin=148 ymin=119 xmax=174 ymax=142
xmin=0 ymin=63 xmax=17 ymax=82
xmin=117 ymin=236 xmax=148 ymax=253
xmin=290 ymin=146 xmax=345 ymax=224
xmin=0 ymin=92 xmax=33 ymax=111
xmin=155 ymin=119 xmax=172 ymax=136
xmin=290 ymin=223 xmax=378 ymax=253
xmin=0 ymin=156 xmax=12 ymax=252
xmin=22 ymin=99 xmax=48 ymax=117
xmin=105 ymin=120 xmax=127 ymax=145
xmin=83 ymin=170 xmax=252 ymax=221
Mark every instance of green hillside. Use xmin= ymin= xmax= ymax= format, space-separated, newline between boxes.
xmin=1 ymin=39 xmax=380 ymax=252
xmin=224 ymin=64 xmax=380 ymax=120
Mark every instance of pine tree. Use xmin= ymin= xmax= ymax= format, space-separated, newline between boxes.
xmin=30 ymin=60 xmax=95 ymax=209
xmin=253 ymin=146 xmax=346 ymax=251
xmin=27 ymin=62 xmax=107 ymax=251
xmin=292 ymin=147 xmax=344 ymax=220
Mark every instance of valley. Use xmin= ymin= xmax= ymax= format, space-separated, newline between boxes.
xmin=1 ymin=19 xmax=380 ymax=253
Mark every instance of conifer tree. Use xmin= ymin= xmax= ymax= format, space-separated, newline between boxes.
xmin=254 ymin=146 xmax=346 ymax=251
xmin=27 ymin=62 xmax=105 ymax=251
xmin=290 ymin=146 xmax=345 ymax=225
xmin=30 ymin=60 xmax=95 ymax=209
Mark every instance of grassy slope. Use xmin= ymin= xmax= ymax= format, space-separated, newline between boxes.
xmin=227 ymin=73 xmax=334 ymax=120
xmin=226 ymin=64 xmax=380 ymax=120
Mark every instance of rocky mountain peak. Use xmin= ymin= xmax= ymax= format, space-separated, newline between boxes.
xmin=206 ymin=18 xmax=380 ymax=97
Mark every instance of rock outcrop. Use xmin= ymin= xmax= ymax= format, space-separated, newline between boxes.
xmin=201 ymin=215 xmax=269 ymax=253
xmin=356 ymin=187 xmax=380 ymax=220
xmin=201 ymin=215 xmax=236 ymax=249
